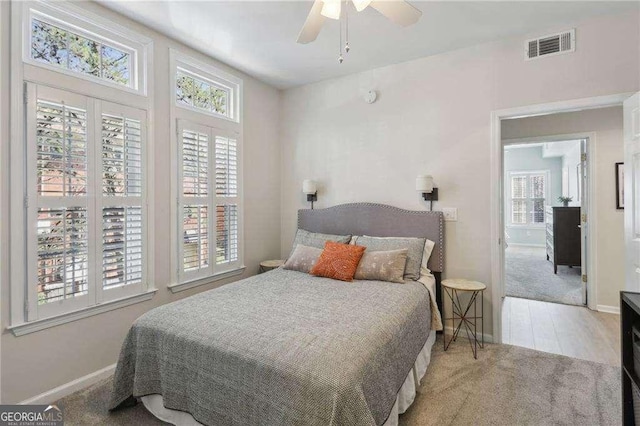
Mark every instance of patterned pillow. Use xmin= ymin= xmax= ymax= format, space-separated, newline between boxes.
xmin=352 ymin=236 xmax=426 ymax=280
xmin=310 ymin=241 xmax=366 ymax=282
xmin=354 ymin=249 xmax=408 ymax=283
xmin=283 ymin=244 xmax=322 ymax=274
xmin=289 ymin=229 xmax=352 ymax=258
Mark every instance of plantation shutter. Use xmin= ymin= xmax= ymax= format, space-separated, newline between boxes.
xmin=177 ymin=121 xmax=241 ymax=282
xmin=215 ymin=135 xmax=239 ymax=266
xmin=178 ymin=122 xmax=213 ymax=281
xmin=98 ymin=102 xmax=146 ymax=301
xmin=27 ymin=85 xmax=92 ymax=319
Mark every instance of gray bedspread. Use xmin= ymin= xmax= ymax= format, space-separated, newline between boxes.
xmin=110 ymin=268 xmax=432 ymax=426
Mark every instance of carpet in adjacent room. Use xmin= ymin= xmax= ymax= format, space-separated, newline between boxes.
xmin=505 ymin=246 xmax=583 ymax=306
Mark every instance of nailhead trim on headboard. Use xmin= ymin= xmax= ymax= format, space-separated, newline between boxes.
xmin=297 ymin=203 xmax=445 ymax=273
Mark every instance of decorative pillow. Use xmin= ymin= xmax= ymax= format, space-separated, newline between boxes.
xmin=283 ymin=244 xmax=322 ymax=274
xmin=354 ymin=249 xmax=408 ymax=283
xmin=289 ymin=229 xmax=351 ymax=258
xmin=352 ymin=236 xmax=426 ymax=280
xmin=310 ymin=241 xmax=366 ymax=282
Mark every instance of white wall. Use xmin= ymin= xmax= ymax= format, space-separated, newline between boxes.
xmin=503 ymin=145 xmax=563 ymax=246
xmin=280 ymin=12 xmax=639 ymax=337
xmin=0 ymin=1 xmax=282 ymax=403
xmin=502 ymin=107 xmax=625 ymax=309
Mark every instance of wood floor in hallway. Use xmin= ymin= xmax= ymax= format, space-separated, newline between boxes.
xmin=502 ymin=296 xmax=620 ymax=366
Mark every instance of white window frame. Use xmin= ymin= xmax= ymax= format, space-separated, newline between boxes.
xmin=9 ymin=2 xmax=155 ymax=335
xmin=21 ymin=1 xmax=150 ymax=96
xmin=171 ymin=50 xmax=241 ymax=124
xmin=21 ymin=82 xmax=150 ymax=324
xmin=506 ymin=170 xmax=550 ymax=227
xmin=169 ymin=50 xmax=244 ymax=293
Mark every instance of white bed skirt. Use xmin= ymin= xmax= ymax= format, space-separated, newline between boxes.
xmin=141 ymin=330 xmax=437 ymax=426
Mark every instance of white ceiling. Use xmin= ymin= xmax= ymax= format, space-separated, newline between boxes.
xmin=99 ymin=1 xmax=638 ymax=89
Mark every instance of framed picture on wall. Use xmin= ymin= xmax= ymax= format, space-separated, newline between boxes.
xmin=616 ymin=162 xmax=624 ymax=210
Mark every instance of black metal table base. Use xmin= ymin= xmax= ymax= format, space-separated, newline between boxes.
xmin=443 ymin=287 xmax=484 ymax=359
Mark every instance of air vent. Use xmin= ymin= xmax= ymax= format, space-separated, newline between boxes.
xmin=525 ymin=29 xmax=575 ymax=60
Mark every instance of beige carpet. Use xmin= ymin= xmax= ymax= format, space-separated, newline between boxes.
xmin=57 ymin=337 xmax=620 ymax=426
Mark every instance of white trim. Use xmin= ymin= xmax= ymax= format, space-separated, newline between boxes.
xmin=168 ymin=266 xmax=245 ymax=294
xmin=597 ymin=305 xmax=620 ymax=315
xmin=20 ymin=363 xmax=117 ymax=405
xmin=490 ymin=92 xmax=631 ymax=344
xmin=9 ymin=289 xmax=156 ymax=337
xmin=507 ymin=243 xmax=546 ymax=248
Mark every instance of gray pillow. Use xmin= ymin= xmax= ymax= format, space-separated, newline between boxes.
xmin=289 ymin=229 xmax=351 ymax=258
xmin=283 ymin=244 xmax=322 ymax=274
xmin=354 ymin=249 xmax=408 ymax=284
xmin=353 ymin=236 xmax=426 ymax=280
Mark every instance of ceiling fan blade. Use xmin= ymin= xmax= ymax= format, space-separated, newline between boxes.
xmin=370 ymin=0 xmax=422 ymax=27
xmin=297 ymin=0 xmax=326 ymax=44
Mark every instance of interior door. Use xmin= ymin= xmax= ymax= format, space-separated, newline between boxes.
xmin=624 ymin=93 xmax=640 ymax=292
xmin=580 ymin=138 xmax=588 ymax=305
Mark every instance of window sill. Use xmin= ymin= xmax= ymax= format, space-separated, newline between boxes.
xmin=8 ymin=289 xmax=157 ymax=337
xmin=168 ymin=266 xmax=246 ymax=294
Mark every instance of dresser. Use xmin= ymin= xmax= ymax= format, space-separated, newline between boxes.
xmin=545 ymin=206 xmax=581 ymax=274
xmin=621 ymin=292 xmax=640 ymax=425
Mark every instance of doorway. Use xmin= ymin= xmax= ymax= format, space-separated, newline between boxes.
xmin=489 ymin=93 xmax=633 ymax=346
xmin=502 ymin=138 xmax=587 ymax=307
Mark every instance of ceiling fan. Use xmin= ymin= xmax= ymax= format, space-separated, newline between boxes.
xmin=297 ymin=0 xmax=422 ymax=45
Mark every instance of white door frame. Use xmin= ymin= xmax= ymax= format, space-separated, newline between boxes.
xmin=490 ymin=92 xmax=634 ymax=343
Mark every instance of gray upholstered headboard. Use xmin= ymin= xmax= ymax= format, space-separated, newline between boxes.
xmin=297 ymin=203 xmax=445 ymax=273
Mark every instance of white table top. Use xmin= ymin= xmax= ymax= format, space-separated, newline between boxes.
xmin=442 ymin=278 xmax=487 ymax=291
xmin=260 ymin=259 xmax=284 ymax=268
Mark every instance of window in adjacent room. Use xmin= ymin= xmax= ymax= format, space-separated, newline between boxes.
xmin=509 ymin=171 xmax=548 ymax=225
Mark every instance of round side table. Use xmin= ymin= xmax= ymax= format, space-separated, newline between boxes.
xmin=259 ymin=259 xmax=284 ymax=274
xmin=442 ymin=278 xmax=486 ymax=359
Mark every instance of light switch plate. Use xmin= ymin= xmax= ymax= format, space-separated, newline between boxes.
xmin=442 ymin=207 xmax=458 ymax=222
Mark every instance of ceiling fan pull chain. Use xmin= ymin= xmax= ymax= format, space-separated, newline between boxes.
xmin=345 ymin=0 xmax=350 ymax=53
xmin=338 ymin=4 xmax=344 ymax=64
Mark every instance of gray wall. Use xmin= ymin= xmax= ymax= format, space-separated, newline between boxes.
xmin=504 ymin=145 xmax=564 ymax=246
xmin=279 ymin=12 xmax=638 ymax=336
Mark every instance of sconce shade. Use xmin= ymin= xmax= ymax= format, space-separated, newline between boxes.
xmin=416 ymin=175 xmax=434 ymax=193
xmin=303 ymin=179 xmax=317 ymax=194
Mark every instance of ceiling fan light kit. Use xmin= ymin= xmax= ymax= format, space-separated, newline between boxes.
xmin=320 ymin=0 xmax=342 ymax=20
xmin=297 ymin=0 xmax=422 ymax=64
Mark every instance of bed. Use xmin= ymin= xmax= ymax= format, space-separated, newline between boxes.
xmin=110 ymin=203 xmax=445 ymax=426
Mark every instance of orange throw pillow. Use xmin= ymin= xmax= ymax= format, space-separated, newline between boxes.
xmin=310 ymin=241 xmax=366 ymax=282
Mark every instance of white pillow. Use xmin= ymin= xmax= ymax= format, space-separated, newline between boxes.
xmin=420 ymin=239 xmax=436 ymax=277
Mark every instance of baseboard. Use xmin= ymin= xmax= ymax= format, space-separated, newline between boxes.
xmin=597 ymin=305 xmax=620 ymax=315
xmin=506 ymin=243 xmax=546 ymax=248
xmin=443 ymin=326 xmax=494 ymax=344
xmin=20 ymin=363 xmax=116 ymax=405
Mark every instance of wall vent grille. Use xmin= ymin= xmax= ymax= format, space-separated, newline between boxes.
xmin=525 ymin=29 xmax=575 ymax=60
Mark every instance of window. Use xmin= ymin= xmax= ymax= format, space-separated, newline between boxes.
xmin=172 ymin=52 xmax=241 ymax=122
xmin=31 ymin=19 xmax=131 ymax=87
xmin=26 ymin=84 xmax=147 ymax=320
xmin=176 ymin=70 xmax=230 ymax=118
xmin=177 ymin=121 xmax=241 ymax=283
xmin=22 ymin=3 xmax=151 ymax=95
xmin=509 ymin=172 xmax=548 ymax=225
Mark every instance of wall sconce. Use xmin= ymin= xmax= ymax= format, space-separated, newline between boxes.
xmin=416 ymin=175 xmax=438 ymax=211
xmin=303 ymin=179 xmax=318 ymax=209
